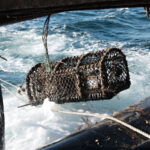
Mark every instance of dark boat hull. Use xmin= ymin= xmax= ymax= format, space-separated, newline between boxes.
xmin=0 ymin=0 xmax=150 ymax=25
xmin=40 ymin=97 xmax=150 ymax=150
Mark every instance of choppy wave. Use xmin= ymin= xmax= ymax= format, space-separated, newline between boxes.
xmin=0 ymin=8 xmax=150 ymax=150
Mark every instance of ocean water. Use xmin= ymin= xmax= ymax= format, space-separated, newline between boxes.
xmin=0 ymin=7 xmax=150 ymax=150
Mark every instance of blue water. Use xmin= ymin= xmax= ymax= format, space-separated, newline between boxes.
xmin=0 ymin=8 xmax=150 ymax=150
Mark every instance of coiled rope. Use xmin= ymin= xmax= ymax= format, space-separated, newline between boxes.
xmin=52 ymin=109 xmax=150 ymax=139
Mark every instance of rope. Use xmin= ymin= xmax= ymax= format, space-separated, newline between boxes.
xmin=0 ymin=78 xmax=27 ymax=98
xmin=0 ymin=78 xmax=34 ymax=107
xmin=42 ymin=15 xmax=52 ymax=72
xmin=0 ymin=78 xmax=18 ymax=89
xmin=52 ymin=109 xmax=150 ymax=139
xmin=1 ymin=84 xmax=26 ymax=103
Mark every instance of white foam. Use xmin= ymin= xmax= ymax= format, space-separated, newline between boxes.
xmin=4 ymin=95 xmax=82 ymax=150
xmin=3 ymin=40 xmax=150 ymax=150
xmin=0 ymin=56 xmax=34 ymax=73
xmin=0 ymin=27 xmax=7 ymax=33
xmin=2 ymin=8 xmax=150 ymax=150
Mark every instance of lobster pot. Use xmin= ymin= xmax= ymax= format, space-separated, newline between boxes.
xmin=26 ymin=48 xmax=130 ymax=105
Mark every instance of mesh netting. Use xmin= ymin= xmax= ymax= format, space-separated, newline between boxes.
xmin=26 ymin=48 xmax=130 ymax=105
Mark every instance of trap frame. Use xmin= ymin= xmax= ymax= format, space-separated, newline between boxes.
xmin=26 ymin=47 xmax=130 ymax=105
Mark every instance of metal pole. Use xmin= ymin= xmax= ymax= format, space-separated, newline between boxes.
xmin=0 ymin=85 xmax=5 ymax=150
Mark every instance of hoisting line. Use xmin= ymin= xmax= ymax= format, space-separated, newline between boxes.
xmin=42 ymin=15 xmax=52 ymax=72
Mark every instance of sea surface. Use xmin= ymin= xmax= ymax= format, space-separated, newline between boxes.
xmin=0 ymin=8 xmax=150 ymax=150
